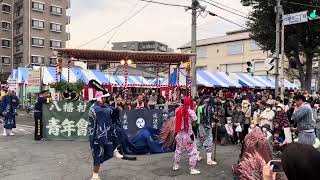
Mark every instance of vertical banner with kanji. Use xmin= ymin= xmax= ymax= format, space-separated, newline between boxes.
xmin=42 ymin=101 xmax=90 ymax=141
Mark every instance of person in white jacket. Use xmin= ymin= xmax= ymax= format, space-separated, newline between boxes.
xmin=260 ymin=104 xmax=275 ymax=130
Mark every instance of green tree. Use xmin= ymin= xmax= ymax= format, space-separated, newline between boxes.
xmin=241 ymin=0 xmax=320 ymax=90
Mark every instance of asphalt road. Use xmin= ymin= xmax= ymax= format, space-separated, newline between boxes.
xmin=0 ymin=111 xmax=240 ymax=180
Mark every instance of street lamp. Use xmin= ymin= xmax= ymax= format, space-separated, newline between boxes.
xmin=120 ymin=59 xmax=132 ymax=65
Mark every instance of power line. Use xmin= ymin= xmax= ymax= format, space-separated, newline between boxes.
xmin=200 ymin=0 xmax=252 ymax=21
xmin=77 ymin=1 xmax=151 ymax=48
xmin=103 ymin=0 xmax=141 ymax=49
xmin=140 ymin=0 xmax=246 ymax=28
xmin=205 ymin=0 xmax=247 ymax=15
xmin=214 ymin=13 xmax=246 ymax=28
xmin=140 ymin=0 xmax=190 ymax=8
xmin=198 ymin=11 xmax=246 ymax=28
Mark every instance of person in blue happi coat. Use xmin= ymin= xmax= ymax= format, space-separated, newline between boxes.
xmin=0 ymin=87 xmax=19 ymax=136
xmin=88 ymin=91 xmax=136 ymax=180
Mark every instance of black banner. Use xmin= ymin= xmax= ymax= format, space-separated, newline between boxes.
xmin=120 ymin=109 xmax=164 ymax=139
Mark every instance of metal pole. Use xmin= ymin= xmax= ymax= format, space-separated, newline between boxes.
xmin=191 ymin=0 xmax=197 ymax=98
xmin=280 ymin=22 xmax=285 ymax=100
xmin=213 ymin=123 xmax=218 ymax=161
xmin=274 ymin=0 xmax=282 ymax=97
xmin=40 ymin=63 xmax=43 ymax=91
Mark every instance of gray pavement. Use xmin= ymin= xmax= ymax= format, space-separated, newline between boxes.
xmin=0 ymin=111 xmax=240 ymax=180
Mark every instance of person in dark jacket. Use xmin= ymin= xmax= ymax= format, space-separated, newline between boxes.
xmin=34 ymin=90 xmax=51 ymax=140
xmin=232 ymin=105 xmax=246 ymax=143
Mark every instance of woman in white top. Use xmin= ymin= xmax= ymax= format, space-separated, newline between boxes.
xmin=260 ymin=104 xmax=275 ymax=130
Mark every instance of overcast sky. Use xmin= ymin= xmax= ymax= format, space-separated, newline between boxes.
xmin=68 ymin=0 xmax=251 ymax=51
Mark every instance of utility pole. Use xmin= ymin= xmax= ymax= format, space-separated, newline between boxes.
xmin=280 ymin=18 xmax=285 ymax=100
xmin=274 ymin=0 xmax=282 ymax=97
xmin=191 ymin=0 xmax=197 ymax=98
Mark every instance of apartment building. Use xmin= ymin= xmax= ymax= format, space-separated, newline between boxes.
xmin=0 ymin=0 xmax=70 ymax=80
xmin=178 ymin=30 xmax=276 ymax=75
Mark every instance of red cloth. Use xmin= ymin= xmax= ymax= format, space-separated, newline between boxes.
xmin=175 ymin=97 xmax=193 ymax=133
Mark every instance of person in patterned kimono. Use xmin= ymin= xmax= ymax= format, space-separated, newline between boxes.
xmin=88 ymin=91 xmax=135 ymax=180
xmin=173 ymin=97 xmax=200 ymax=175
xmin=88 ymin=91 xmax=116 ymax=180
xmin=196 ymin=96 xmax=217 ymax=165
xmin=0 ymin=88 xmax=19 ymax=136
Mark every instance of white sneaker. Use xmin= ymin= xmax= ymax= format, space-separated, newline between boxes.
xmin=8 ymin=130 xmax=14 ymax=136
xmin=207 ymin=159 xmax=218 ymax=165
xmin=113 ymin=148 xmax=123 ymax=159
xmin=2 ymin=129 xmax=7 ymax=136
xmin=190 ymin=168 xmax=200 ymax=175
xmin=173 ymin=164 xmax=180 ymax=171
xmin=206 ymin=153 xmax=218 ymax=165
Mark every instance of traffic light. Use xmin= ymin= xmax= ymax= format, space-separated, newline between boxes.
xmin=308 ymin=10 xmax=319 ymax=20
xmin=265 ymin=58 xmax=275 ymax=72
xmin=246 ymin=61 xmax=254 ymax=74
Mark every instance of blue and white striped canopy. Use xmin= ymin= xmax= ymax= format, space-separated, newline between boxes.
xmin=112 ymin=75 xmax=149 ymax=85
xmin=9 ymin=67 xmax=118 ymax=85
xmin=147 ymin=78 xmax=165 ymax=85
xmin=229 ymin=73 xmax=269 ymax=89
xmin=161 ymin=69 xmax=241 ymax=88
xmin=7 ymin=67 xmax=297 ymax=89
xmin=228 ymin=73 xmax=297 ymax=89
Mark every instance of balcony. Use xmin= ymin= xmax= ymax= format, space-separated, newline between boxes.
xmin=66 ymin=0 xmax=71 ymax=9
xmin=66 ymin=32 xmax=70 ymax=41
xmin=14 ymin=8 xmax=23 ymax=19
xmin=14 ymin=27 xmax=23 ymax=36
xmin=14 ymin=45 xmax=23 ymax=53
xmin=66 ymin=15 xmax=71 ymax=25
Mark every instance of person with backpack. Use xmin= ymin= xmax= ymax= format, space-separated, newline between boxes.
xmin=0 ymin=88 xmax=19 ymax=136
xmin=196 ymin=96 xmax=217 ymax=165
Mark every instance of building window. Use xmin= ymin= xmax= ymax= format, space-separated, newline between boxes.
xmin=32 ymin=1 xmax=45 ymax=12
xmin=2 ymin=4 xmax=11 ymax=13
xmin=1 ymin=21 xmax=11 ymax=31
xmin=49 ymin=57 xmax=56 ymax=65
xmin=31 ymin=55 xmax=44 ymax=64
xmin=1 ymin=39 xmax=11 ymax=48
xmin=196 ymin=46 xmax=208 ymax=59
xmin=87 ymin=64 xmax=96 ymax=70
xmin=31 ymin=37 xmax=44 ymax=47
xmin=49 ymin=40 xmax=62 ymax=48
xmin=100 ymin=64 xmax=110 ymax=71
xmin=250 ymin=40 xmax=262 ymax=51
xmin=227 ymin=43 xmax=243 ymax=55
xmin=51 ymin=6 xmax=62 ymax=15
xmin=50 ymin=23 xmax=62 ymax=32
xmin=32 ymin=19 xmax=44 ymax=29
xmin=1 ymin=56 xmax=11 ymax=65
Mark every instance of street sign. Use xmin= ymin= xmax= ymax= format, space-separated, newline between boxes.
xmin=27 ymin=69 xmax=41 ymax=86
xmin=283 ymin=11 xmax=308 ymax=26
